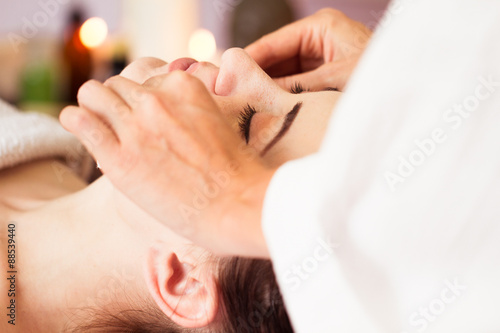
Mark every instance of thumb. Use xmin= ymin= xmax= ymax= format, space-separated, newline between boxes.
xmin=273 ymin=62 xmax=349 ymax=92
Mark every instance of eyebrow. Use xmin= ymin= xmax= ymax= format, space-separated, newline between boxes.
xmin=260 ymin=102 xmax=303 ymax=156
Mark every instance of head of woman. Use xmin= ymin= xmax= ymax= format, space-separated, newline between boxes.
xmin=71 ymin=48 xmax=340 ymax=332
xmin=0 ymin=48 xmax=339 ymax=332
xmin=83 ymin=49 xmax=338 ymax=332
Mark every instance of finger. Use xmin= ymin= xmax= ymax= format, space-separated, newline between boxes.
xmin=274 ymin=62 xmax=348 ymax=92
xmin=59 ymin=106 xmax=120 ymax=170
xmin=105 ymin=74 xmax=182 ymax=127
xmin=264 ymin=56 xmax=325 ymax=78
xmin=143 ymin=71 xmax=216 ymax=109
xmin=104 ymin=75 xmax=150 ymax=109
xmin=120 ymin=57 xmax=169 ymax=84
xmin=78 ymin=80 xmax=131 ymax=124
xmin=264 ymin=56 xmax=302 ymax=78
xmin=244 ymin=18 xmax=309 ymax=70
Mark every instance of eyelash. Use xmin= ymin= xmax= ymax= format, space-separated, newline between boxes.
xmin=237 ymin=104 xmax=257 ymax=144
xmin=290 ymin=82 xmax=339 ymax=93
xmin=290 ymin=82 xmax=309 ymax=94
xmin=324 ymin=86 xmax=339 ymax=92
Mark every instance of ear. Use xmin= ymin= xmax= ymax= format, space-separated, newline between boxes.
xmin=144 ymin=245 xmax=218 ymax=328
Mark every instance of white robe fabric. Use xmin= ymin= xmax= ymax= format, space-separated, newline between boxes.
xmin=262 ymin=1 xmax=500 ymax=332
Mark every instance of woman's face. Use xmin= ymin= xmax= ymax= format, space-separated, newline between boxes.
xmin=112 ymin=49 xmax=340 ymax=329
xmin=129 ymin=48 xmax=340 ymax=167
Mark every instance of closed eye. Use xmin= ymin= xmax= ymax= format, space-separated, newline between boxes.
xmin=237 ymin=104 xmax=256 ymax=144
xmin=290 ymin=82 xmax=309 ymax=94
xmin=290 ymin=81 xmax=339 ymax=93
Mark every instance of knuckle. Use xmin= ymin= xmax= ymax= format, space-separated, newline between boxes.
xmin=127 ymin=87 xmax=143 ymax=107
xmin=168 ymin=69 xmax=191 ymax=83
xmin=317 ymin=8 xmax=341 ymax=18
xmin=104 ymin=75 xmax=121 ymax=87
xmin=135 ymin=57 xmax=167 ymax=69
xmin=143 ymin=74 xmax=166 ymax=90
xmin=120 ymin=62 xmax=141 ymax=78
xmin=317 ymin=8 xmax=346 ymax=27
xmin=112 ymin=101 xmax=129 ymax=116
xmin=139 ymin=91 xmax=162 ymax=109
xmin=72 ymin=112 xmax=85 ymax=126
xmin=110 ymin=148 xmax=138 ymax=179
xmin=72 ymin=111 xmax=88 ymax=129
xmin=168 ymin=70 xmax=201 ymax=91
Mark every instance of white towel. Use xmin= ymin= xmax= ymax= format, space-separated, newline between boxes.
xmin=0 ymin=99 xmax=94 ymax=180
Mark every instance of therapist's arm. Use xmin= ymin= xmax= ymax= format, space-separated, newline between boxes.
xmin=60 ymin=71 xmax=274 ymax=258
xmin=245 ymin=8 xmax=372 ymax=92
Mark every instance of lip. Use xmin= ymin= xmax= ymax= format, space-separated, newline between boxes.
xmin=167 ymin=57 xmax=198 ymax=72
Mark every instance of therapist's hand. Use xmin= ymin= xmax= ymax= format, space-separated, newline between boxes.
xmin=245 ymin=8 xmax=372 ymax=91
xmin=60 ymin=71 xmax=275 ymax=258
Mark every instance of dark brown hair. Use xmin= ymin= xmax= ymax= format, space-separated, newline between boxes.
xmin=68 ymin=257 xmax=293 ymax=333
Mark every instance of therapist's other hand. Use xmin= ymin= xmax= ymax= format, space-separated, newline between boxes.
xmin=245 ymin=8 xmax=372 ymax=92
xmin=60 ymin=71 xmax=274 ymax=258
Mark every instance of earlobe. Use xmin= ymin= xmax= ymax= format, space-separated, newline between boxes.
xmin=144 ymin=245 xmax=218 ymax=328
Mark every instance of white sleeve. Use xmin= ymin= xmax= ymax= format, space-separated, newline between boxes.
xmin=262 ymin=1 xmax=500 ymax=332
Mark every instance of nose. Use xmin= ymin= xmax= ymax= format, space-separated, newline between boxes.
xmin=215 ymin=48 xmax=281 ymax=102
xmin=209 ymin=49 xmax=291 ymax=142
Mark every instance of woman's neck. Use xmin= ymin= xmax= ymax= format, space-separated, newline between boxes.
xmin=0 ymin=160 xmax=171 ymax=332
xmin=0 ymin=159 xmax=88 ymax=212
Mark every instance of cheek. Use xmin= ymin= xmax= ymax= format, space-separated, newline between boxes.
xmin=250 ymin=114 xmax=282 ymax=150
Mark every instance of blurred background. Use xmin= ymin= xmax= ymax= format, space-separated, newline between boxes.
xmin=0 ymin=0 xmax=390 ymax=117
